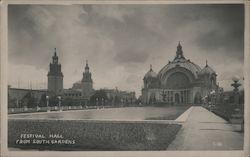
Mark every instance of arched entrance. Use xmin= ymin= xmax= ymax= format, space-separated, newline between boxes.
xmin=175 ymin=93 xmax=180 ymax=104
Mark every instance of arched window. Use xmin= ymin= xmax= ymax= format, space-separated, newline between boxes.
xmin=166 ymin=72 xmax=190 ymax=89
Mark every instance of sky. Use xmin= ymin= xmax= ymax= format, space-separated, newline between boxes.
xmin=8 ymin=4 xmax=244 ymax=96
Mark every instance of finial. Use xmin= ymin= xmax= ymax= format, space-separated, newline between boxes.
xmin=177 ymin=41 xmax=182 ymax=49
xmin=178 ymin=41 xmax=182 ymax=47
xmin=175 ymin=41 xmax=184 ymax=59
xmin=54 ymin=48 xmax=57 ymax=56
xmin=85 ymin=59 xmax=89 ymax=70
xmin=206 ymin=60 xmax=208 ymax=67
xmin=150 ymin=64 xmax=152 ymax=71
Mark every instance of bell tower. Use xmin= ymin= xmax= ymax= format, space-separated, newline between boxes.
xmin=47 ymin=48 xmax=63 ymax=95
xmin=82 ymin=60 xmax=94 ymax=98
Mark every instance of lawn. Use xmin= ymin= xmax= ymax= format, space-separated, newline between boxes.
xmin=8 ymin=119 xmax=181 ymax=151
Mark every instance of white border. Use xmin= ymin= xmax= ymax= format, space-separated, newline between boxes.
xmin=1 ymin=0 xmax=249 ymax=157
xmin=244 ymin=2 xmax=250 ymax=157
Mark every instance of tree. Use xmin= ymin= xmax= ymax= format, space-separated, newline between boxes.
xmin=8 ymin=93 xmax=18 ymax=108
xmin=109 ymin=95 xmax=114 ymax=105
xmin=39 ymin=94 xmax=47 ymax=107
xmin=49 ymin=95 xmax=58 ymax=107
xmin=62 ymin=97 xmax=74 ymax=106
xmin=21 ymin=92 xmax=37 ymax=108
xmin=114 ymin=95 xmax=121 ymax=106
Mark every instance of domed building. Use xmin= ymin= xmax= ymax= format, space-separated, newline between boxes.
xmin=142 ymin=42 xmax=219 ymax=105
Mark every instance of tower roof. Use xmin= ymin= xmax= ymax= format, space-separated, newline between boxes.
xmin=54 ymin=48 xmax=57 ymax=56
xmin=199 ymin=60 xmax=216 ymax=75
xmin=53 ymin=48 xmax=58 ymax=58
xmin=52 ymin=48 xmax=59 ymax=64
xmin=174 ymin=41 xmax=185 ymax=60
xmin=82 ymin=59 xmax=92 ymax=82
xmin=85 ymin=60 xmax=89 ymax=70
xmin=48 ymin=48 xmax=63 ymax=77
xmin=144 ymin=64 xmax=157 ymax=79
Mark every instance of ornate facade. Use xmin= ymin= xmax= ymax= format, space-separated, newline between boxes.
xmin=142 ymin=42 xmax=218 ymax=105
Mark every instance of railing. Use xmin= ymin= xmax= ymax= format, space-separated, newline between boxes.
xmin=8 ymin=104 xmax=140 ymax=114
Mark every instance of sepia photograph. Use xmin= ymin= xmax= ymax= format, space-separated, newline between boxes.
xmin=1 ymin=1 xmax=249 ymax=156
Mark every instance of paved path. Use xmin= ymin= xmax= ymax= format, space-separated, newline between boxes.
xmin=175 ymin=106 xmax=193 ymax=122
xmin=168 ymin=106 xmax=244 ymax=150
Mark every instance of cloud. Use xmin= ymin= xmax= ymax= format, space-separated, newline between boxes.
xmin=91 ymin=5 xmax=133 ymax=23
xmin=8 ymin=64 xmax=47 ymax=89
xmin=114 ymin=49 xmax=149 ymax=63
xmin=8 ymin=4 xmax=244 ymax=96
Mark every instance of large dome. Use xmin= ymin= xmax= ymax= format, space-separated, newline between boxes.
xmin=158 ymin=43 xmax=201 ymax=80
xmin=158 ymin=59 xmax=201 ymax=79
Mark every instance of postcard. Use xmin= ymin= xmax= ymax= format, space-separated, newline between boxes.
xmin=1 ymin=1 xmax=249 ymax=157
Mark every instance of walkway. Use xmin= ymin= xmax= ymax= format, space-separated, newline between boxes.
xmin=168 ymin=106 xmax=244 ymax=150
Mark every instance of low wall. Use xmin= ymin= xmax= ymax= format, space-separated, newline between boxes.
xmin=8 ymin=105 xmax=139 ymax=114
xmin=8 ymin=119 xmax=181 ymax=151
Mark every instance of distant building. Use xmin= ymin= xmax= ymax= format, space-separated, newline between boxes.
xmin=101 ymin=88 xmax=136 ymax=105
xmin=142 ymin=42 xmax=219 ymax=105
xmin=8 ymin=49 xmax=136 ymax=107
xmin=72 ymin=80 xmax=82 ymax=90
xmin=47 ymin=48 xmax=63 ymax=95
xmin=8 ymin=86 xmax=47 ymax=108
xmin=64 ymin=60 xmax=95 ymax=105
